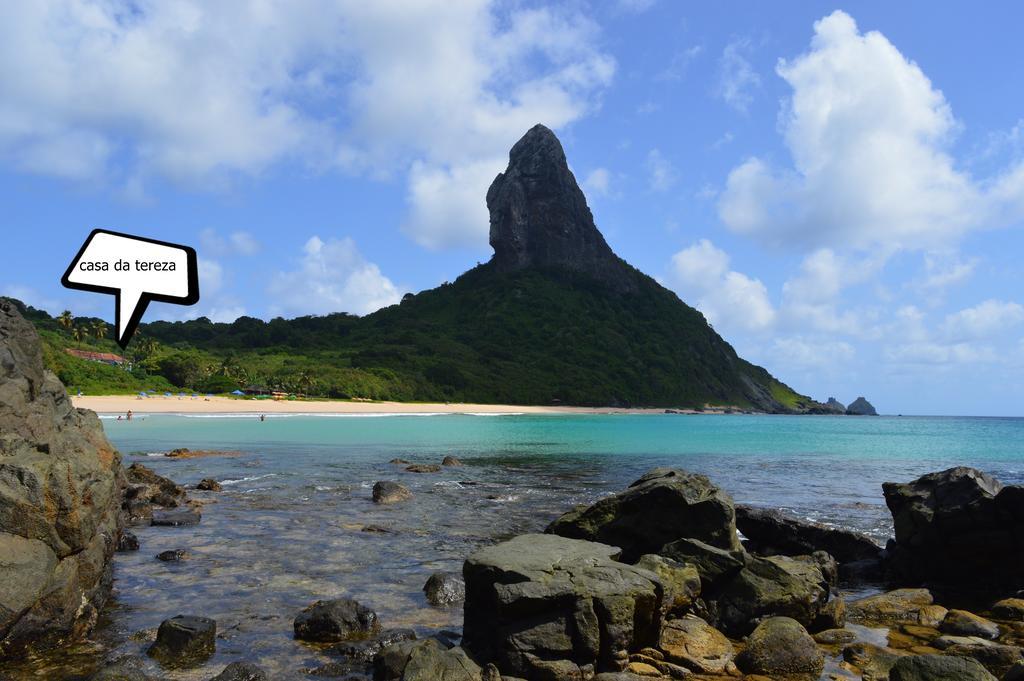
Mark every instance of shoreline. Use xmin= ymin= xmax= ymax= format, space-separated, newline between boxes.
xmin=72 ymin=394 xmax=691 ymax=416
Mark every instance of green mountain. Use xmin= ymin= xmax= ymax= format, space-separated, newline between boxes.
xmin=15 ymin=125 xmax=818 ymax=412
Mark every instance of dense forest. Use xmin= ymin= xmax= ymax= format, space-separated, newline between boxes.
xmin=5 ymin=262 xmax=812 ymax=410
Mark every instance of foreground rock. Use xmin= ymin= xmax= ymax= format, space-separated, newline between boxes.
xmin=91 ymin=655 xmax=156 ymax=681
xmin=375 ymin=638 xmax=480 ymax=681
xmin=294 ymin=598 xmax=380 ymax=642
xmin=734 ymin=616 xmax=825 ymax=676
xmin=423 ymin=572 xmax=465 ymax=607
xmin=147 ymin=615 xmax=216 ymax=666
xmin=0 ymin=301 xmax=124 ymax=659
xmin=463 ymin=533 xmax=663 ymax=677
xmin=547 ymin=467 xmax=741 ymax=562
xmin=209 ymin=661 xmax=269 ymax=681
xmin=658 ymin=615 xmax=734 ymax=674
xmin=883 ymin=467 xmax=1024 ymax=593
xmin=847 ymin=589 xmax=947 ymax=627
xmin=889 ymin=653 xmax=996 ymax=680
xmin=735 ymin=504 xmax=882 ymax=564
xmin=373 ymin=481 xmax=412 ymax=504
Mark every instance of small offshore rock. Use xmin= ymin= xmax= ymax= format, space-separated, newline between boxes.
xmin=372 ymin=481 xmax=412 ymax=504
xmin=151 ymin=507 xmax=201 ymax=527
xmin=147 ymin=615 xmax=216 ymax=666
xmin=208 ymin=661 xmax=269 ymax=681
xmin=940 ymin=609 xmax=1000 ymax=640
xmin=294 ymin=598 xmax=380 ymax=642
xmin=156 ymin=549 xmax=189 ymax=562
xmin=889 ymin=653 xmax=996 ymax=680
xmin=361 ymin=524 xmax=394 ymax=533
xmin=389 ymin=458 xmax=411 ymax=464
xmin=423 ymin=572 xmax=466 ymax=607
xmin=405 ymin=464 xmax=441 ymax=473
xmin=441 ymin=455 xmax=463 ymax=466
xmin=91 ymin=655 xmax=156 ymax=681
xmin=117 ymin=531 xmax=140 ymax=552
xmin=196 ymin=478 xmax=222 ymax=492
xmin=734 ymin=616 xmax=824 ymax=676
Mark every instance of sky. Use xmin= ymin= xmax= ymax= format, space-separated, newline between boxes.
xmin=2 ymin=1 xmax=1024 ymax=416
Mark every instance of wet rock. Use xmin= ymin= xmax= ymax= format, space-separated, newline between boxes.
xmin=549 ymin=467 xmax=741 ymax=562
xmin=889 ymin=653 xmax=996 ymax=680
xmin=405 ymin=464 xmax=441 ymax=473
xmin=196 ymin=478 xmax=222 ymax=492
xmin=735 ymin=505 xmax=882 ymax=564
xmin=373 ymin=481 xmax=412 ymax=504
xmin=462 ymin=533 xmax=663 ymax=677
xmin=883 ymin=467 xmax=1024 ymax=594
xmin=389 ymin=458 xmax=411 ymax=464
xmin=294 ymin=598 xmax=381 ymax=642
xmin=657 ymin=615 xmax=733 ymax=674
xmin=126 ymin=463 xmax=187 ymax=505
xmin=992 ymin=598 xmax=1024 ymax=621
xmin=943 ymin=642 xmax=1022 ymax=678
xmin=151 ymin=507 xmax=201 ymax=526
xmin=362 ymin=524 xmax=394 ymax=534
xmin=734 ymin=616 xmax=824 ymax=676
xmin=0 ymin=301 xmax=124 ymax=659
xmin=156 ymin=549 xmax=189 ymax=562
xmin=941 ymin=609 xmax=1000 ymax=640
xmin=812 ymin=595 xmax=847 ymax=632
xmin=714 ymin=554 xmax=829 ymax=635
xmin=423 ymin=572 xmax=465 ymax=607
xmin=147 ymin=615 xmax=216 ymax=666
xmin=209 ymin=661 xmax=269 ymax=680
xmin=842 ymin=642 xmax=908 ymax=678
xmin=91 ymin=655 xmax=156 ymax=681
xmin=374 ymin=638 xmax=481 ymax=681
xmin=814 ymin=628 xmax=857 ymax=645
xmin=117 ymin=530 xmax=140 ymax=552
xmin=441 ymin=456 xmax=463 ymax=466
xmin=334 ymin=628 xmax=417 ymax=664
xmin=635 ymin=554 xmax=701 ymax=615
xmin=847 ymin=588 xmax=948 ymax=627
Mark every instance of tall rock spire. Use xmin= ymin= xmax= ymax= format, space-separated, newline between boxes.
xmin=487 ymin=124 xmax=635 ymax=291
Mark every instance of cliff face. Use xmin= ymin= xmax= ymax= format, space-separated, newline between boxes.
xmin=0 ymin=300 xmax=123 ymax=658
xmin=487 ymin=124 xmax=638 ymax=293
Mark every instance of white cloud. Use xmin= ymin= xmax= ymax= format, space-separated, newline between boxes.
xmin=716 ymin=38 xmax=760 ymax=112
xmin=199 ymin=229 xmax=261 ymax=257
xmin=770 ymin=336 xmax=855 ymax=369
xmin=656 ymin=45 xmax=703 ymax=82
xmin=942 ymin=299 xmax=1024 ymax=341
xmin=0 ymin=2 xmax=614 ymax=251
xmin=646 ymin=149 xmax=676 ymax=192
xmin=916 ymin=253 xmax=978 ymax=292
xmin=668 ymin=239 xmax=776 ymax=332
xmin=583 ymin=167 xmax=612 ymax=197
xmin=268 ymin=236 xmax=401 ymax=316
xmin=884 ymin=342 xmax=997 ymax=365
xmin=717 ymin=10 xmax=1024 ymax=251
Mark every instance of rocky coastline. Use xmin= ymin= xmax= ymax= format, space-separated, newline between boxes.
xmin=3 ymin=300 xmax=1023 ymax=680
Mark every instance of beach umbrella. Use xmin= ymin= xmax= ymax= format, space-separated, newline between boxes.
xmin=231 ymin=389 xmax=244 ymax=395
xmin=138 ymin=392 xmax=146 ymax=397
xmin=164 ymin=392 xmax=172 ymax=397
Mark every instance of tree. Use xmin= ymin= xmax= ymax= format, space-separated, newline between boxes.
xmin=58 ymin=310 xmax=74 ymax=330
xmin=71 ymin=325 xmax=87 ymax=341
xmin=91 ymin=320 xmax=108 ymax=340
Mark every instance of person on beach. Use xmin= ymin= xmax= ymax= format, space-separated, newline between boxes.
xmin=259 ymin=414 xmax=265 ymax=422
xmin=126 ymin=410 xmax=133 ymax=421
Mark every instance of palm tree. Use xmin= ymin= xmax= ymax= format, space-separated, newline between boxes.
xmin=91 ymin=320 xmax=108 ymax=340
xmin=71 ymin=325 xmax=87 ymax=342
xmin=57 ymin=310 xmax=74 ymax=330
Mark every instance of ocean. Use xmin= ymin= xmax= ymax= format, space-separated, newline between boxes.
xmin=8 ymin=413 xmax=1023 ymax=679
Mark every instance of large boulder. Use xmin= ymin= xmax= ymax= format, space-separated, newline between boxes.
xmin=0 ymin=301 xmax=124 ymax=659
xmin=888 ymin=653 xmax=996 ymax=680
xmin=883 ymin=467 xmax=1024 ymax=593
xmin=375 ymin=638 xmax=481 ymax=681
xmin=712 ymin=554 xmax=830 ymax=635
xmin=735 ymin=504 xmax=882 ymax=564
xmin=462 ymin=533 xmax=663 ymax=677
xmin=546 ymin=468 xmax=741 ymax=562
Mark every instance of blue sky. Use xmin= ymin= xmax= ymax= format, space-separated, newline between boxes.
xmin=2 ymin=1 xmax=1023 ymax=416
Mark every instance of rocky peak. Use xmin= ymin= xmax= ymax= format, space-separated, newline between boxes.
xmin=487 ymin=124 xmax=635 ymax=291
xmin=846 ymin=396 xmax=878 ymax=416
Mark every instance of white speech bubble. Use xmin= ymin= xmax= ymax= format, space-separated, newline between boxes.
xmin=62 ymin=229 xmax=199 ymax=347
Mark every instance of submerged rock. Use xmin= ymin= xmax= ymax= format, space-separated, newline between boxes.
xmin=196 ymin=478 xmax=222 ymax=492
xmin=405 ymin=464 xmax=441 ymax=474
xmin=883 ymin=467 xmax=1024 ymax=593
xmin=373 ymin=481 xmax=412 ymax=504
xmin=208 ymin=661 xmax=269 ymax=681
xmin=547 ymin=467 xmax=741 ymax=562
xmin=462 ymin=533 xmax=663 ymax=677
xmin=734 ymin=616 xmax=824 ymax=676
xmin=888 ymin=653 xmax=996 ymax=680
xmin=294 ymin=598 xmax=380 ymax=642
xmin=147 ymin=615 xmax=216 ymax=666
xmin=423 ymin=572 xmax=465 ymax=607
xmin=151 ymin=507 xmax=201 ymax=526
xmin=0 ymin=301 xmax=124 ymax=659
xmin=91 ymin=655 xmax=156 ymax=681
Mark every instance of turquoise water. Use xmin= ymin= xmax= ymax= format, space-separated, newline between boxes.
xmin=8 ymin=413 xmax=1021 ymax=680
